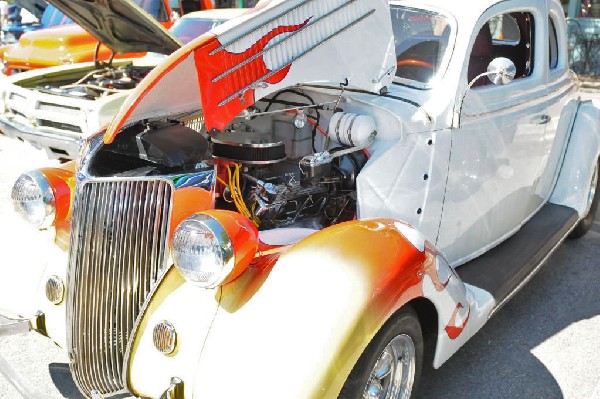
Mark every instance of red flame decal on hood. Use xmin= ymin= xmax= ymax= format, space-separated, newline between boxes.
xmin=194 ymin=18 xmax=311 ymax=132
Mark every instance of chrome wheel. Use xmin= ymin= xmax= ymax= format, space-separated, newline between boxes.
xmin=363 ymin=334 xmax=416 ymax=399
xmin=570 ymin=159 xmax=600 ymax=239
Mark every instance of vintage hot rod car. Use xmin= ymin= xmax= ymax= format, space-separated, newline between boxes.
xmin=0 ymin=2 xmax=242 ymax=161
xmin=1 ymin=0 xmax=599 ymax=398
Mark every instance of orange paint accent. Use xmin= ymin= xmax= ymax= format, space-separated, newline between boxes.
xmin=170 ymin=186 xmax=215 ymax=240
xmin=201 ymin=210 xmax=259 ymax=284
xmin=194 ymin=19 xmax=310 ymax=132
xmin=219 ymin=251 xmax=281 ymax=313
xmin=38 ymin=162 xmax=76 ymax=225
xmin=199 ymin=0 xmax=214 ymax=10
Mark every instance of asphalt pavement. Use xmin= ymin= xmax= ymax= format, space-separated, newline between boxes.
xmin=0 ymin=127 xmax=598 ymax=399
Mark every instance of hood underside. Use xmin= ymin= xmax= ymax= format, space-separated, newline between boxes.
xmin=45 ymin=0 xmax=181 ymax=55
xmin=106 ymin=0 xmax=397 ymax=141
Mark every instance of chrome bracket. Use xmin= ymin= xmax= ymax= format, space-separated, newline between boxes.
xmin=0 ymin=313 xmax=38 ymax=338
xmin=160 ymin=377 xmax=184 ymax=399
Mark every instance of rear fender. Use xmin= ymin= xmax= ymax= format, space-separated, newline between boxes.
xmin=550 ymin=99 xmax=600 ymax=216
xmin=190 ymin=219 xmax=494 ymax=398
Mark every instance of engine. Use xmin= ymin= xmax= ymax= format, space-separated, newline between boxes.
xmin=88 ymin=89 xmax=376 ymax=231
xmin=35 ymin=64 xmax=153 ymax=100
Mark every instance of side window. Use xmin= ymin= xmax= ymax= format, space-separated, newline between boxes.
xmin=549 ymin=17 xmax=559 ymax=69
xmin=468 ymin=12 xmax=535 ymax=88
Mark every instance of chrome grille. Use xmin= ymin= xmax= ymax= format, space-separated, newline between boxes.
xmin=66 ymin=179 xmax=173 ymax=396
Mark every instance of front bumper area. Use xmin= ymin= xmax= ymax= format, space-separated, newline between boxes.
xmin=0 ymin=313 xmax=184 ymax=399
xmin=0 ymin=115 xmax=81 ymax=160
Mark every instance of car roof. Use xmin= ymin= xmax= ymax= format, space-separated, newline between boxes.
xmin=392 ymin=0 xmax=554 ymax=21
xmin=181 ymin=8 xmax=248 ymax=21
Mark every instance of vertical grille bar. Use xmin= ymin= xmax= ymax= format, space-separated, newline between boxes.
xmin=66 ymin=179 xmax=172 ymax=397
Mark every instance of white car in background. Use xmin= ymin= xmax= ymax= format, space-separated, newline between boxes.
xmin=0 ymin=4 xmax=245 ymax=160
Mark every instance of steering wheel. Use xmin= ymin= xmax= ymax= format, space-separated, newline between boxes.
xmin=395 ymin=59 xmax=435 ymax=82
xmin=396 ymin=59 xmax=434 ymax=69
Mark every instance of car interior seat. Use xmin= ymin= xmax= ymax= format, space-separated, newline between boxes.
xmin=468 ymin=23 xmax=495 ymax=87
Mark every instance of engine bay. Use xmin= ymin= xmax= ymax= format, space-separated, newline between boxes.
xmin=88 ymin=89 xmax=377 ymax=231
xmin=34 ymin=64 xmax=153 ymax=100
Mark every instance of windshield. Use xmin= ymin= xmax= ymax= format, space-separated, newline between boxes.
xmin=390 ymin=5 xmax=451 ymax=86
xmin=170 ymin=17 xmax=226 ymax=44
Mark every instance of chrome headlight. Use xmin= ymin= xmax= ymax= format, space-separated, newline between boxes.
xmin=172 ymin=214 xmax=234 ymax=288
xmin=11 ymin=171 xmax=55 ymax=228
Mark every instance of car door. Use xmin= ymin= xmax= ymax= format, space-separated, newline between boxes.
xmin=437 ymin=5 xmax=550 ymax=266
xmin=534 ymin=3 xmax=579 ymax=203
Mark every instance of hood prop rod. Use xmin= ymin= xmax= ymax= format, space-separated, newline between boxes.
xmin=94 ymin=42 xmax=116 ymax=70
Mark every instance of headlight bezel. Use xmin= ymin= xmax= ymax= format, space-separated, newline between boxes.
xmin=11 ymin=170 xmax=56 ymax=229
xmin=171 ymin=213 xmax=235 ymax=289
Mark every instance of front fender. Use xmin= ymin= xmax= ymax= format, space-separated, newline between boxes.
xmin=550 ymin=99 xmax=600 ymax=215
xmin=126 ymin=219 xmax=494 ymax=398
xmin=198 ymin=219 xmax=492 ymax=397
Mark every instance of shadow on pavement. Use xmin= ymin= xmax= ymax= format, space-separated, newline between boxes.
xmin=417 ymin=211 xmax=600 ymax=399
xmin=48 ymin=364 xmax=83 ymax=399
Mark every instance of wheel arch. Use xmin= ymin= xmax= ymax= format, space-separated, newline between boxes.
xmin=409 ymin=297 xmax=439 ymax=366
xmin=551 ymin=99 xmax=600 ymax=216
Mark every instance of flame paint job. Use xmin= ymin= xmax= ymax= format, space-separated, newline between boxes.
xmin=194 ymin=18 xmax=310 ymax=132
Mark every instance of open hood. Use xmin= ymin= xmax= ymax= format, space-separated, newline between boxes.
xmin=45 ymin=0 xmax=181 ymax=55
xmin=14 ymin=0 xmax=47 ymax=20
xmin=105 ymin=0 xmax=397 ymax=142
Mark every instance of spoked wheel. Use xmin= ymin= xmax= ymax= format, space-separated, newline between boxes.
xmin=569 ymin=159 xmax=600 ymax=239
xmin=339 ymin=307 xmax=423 ymax=399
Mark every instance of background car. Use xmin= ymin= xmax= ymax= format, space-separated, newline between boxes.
xmin=0 ymin=6 xmax=245 ymax=160
xmin=0 ymin=0 xmax=217 ymax=75
xmin=1 ymin=1 xmax=73 ymax=44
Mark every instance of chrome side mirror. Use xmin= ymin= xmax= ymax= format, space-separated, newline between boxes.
xmin=486 ymin=57 xmax=516 ymax=85
xmin=454 ymin=57 xmax=518 ymax=128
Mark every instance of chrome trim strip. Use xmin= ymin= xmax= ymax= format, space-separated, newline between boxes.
xmin=209 ymin=0 xmax=316 ymax=55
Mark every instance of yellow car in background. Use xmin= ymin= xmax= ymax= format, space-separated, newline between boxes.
xmin=0 ymin=0 xmax=206 ymax=75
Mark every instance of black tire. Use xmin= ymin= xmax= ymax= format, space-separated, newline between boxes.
xmin=569 ymin=159 xmax=599 ymax=239
xmin=339 ymin=306 xmax=423 ymax=399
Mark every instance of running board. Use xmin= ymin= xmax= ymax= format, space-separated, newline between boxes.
xmin=456 ymin=203 xmax=579 ymax=316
